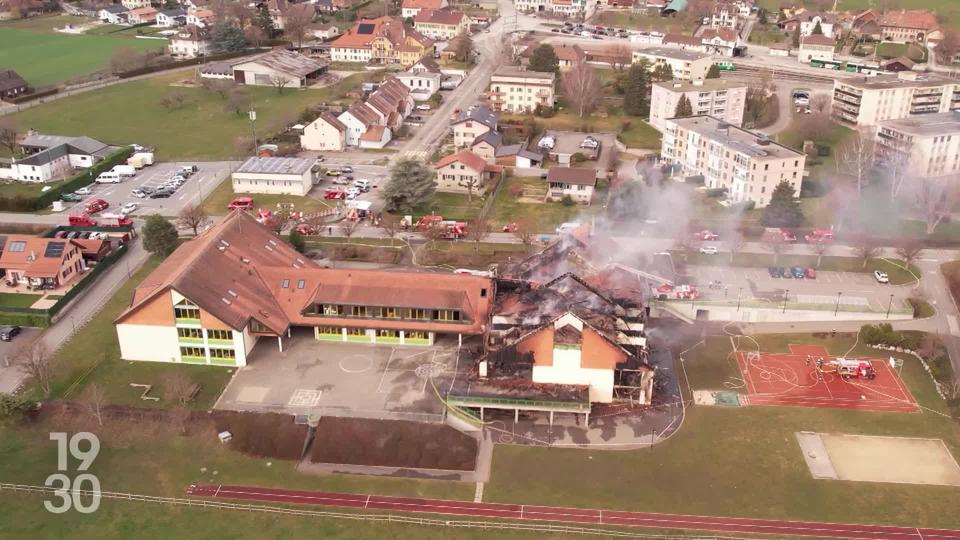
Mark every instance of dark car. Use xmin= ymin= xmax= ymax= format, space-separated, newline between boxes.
xmin=768 ymin=267 xmax=781 ymax=278
xmin=67 ymin=231 xmax=80 ymax=239
xmin=791 ymin=266 xmax=805 ymax=279
xmin=61 ymin=192 xmax=82 ymax=202
xmin=780 ymin=267 xmax=792 ymax=279
xmin=150 ymin=189 xmax=173 ymax=199
xmin=0 ymin=325 xmax=22 ymax=341
xmin=341 ymin=166 xmax=353 ymax=173
xmin=55 ymin=231 xmax=68 ymax=239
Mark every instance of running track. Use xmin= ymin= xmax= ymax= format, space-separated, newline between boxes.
xmin=186 ymin=484 xmax=960 ymax=539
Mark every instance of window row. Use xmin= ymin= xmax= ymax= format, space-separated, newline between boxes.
xmin=307 ymin=304 xmax=464 ymax=322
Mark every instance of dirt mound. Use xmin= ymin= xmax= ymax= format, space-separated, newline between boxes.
xmin=212 ymin=411 xmax=308 ymax=460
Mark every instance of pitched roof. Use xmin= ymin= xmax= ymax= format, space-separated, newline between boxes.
xmin=0 ymin=70 xmax=28 ymax=92
xmin=495 ymin=143 xmax=541 ymax=161
xmin=234 ymin=49 xmax=326 ymax=78
xmin=331 ymin=16 xmax=432 ymax=51
xmin=880 ymin=9 xmax=938 ymax=30
xmin=360 ymin=125 xmax=388 ymax=142
xmin=453 ymin=104 xmax=498 ymax=129
xmin=411 ymin=56 xmax=441 ymax=73
xmin=100 ymin=5 xmax=127 ymax=13
xmin=402 ymin=0 xmax=444 ymax=9
xmin=662 ymin=33 xmax=703 ymax=47
xmin=800 ymin=34 xmax=835 ymax=47
xmin=341 ymin=102 xmax=380 ymax=127
xmin=414 ymin=7 xmax=466 ymax=26
xmin=552 ymin=44 xmax=586 ymax=62
xmin=0 ymin=236 xmax=82 ymax=278
xmin=546 ymin=167 xmax=596 ymax=186
xmin=701 ymin=28 xmax=737 ymax=42
xmin=472 ymin=130 xmax=503 ymax=148
xmin=435 ymin=149 xmax=488 ymax=172
xmin=316 ymin=111 xmax=346 ymax=132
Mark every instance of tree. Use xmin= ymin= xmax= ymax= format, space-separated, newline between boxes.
xmin=914 ymin=175 xmax=960 ymax=235
xmin=674 ymin=94 xmax=693 ymax=117
xmin=270 ymin=74 xmax=290 ymax=94
xmin=853 ymin=238 xmax=881 ymax=268
xmin=651 ymin=63 xmax=674 ymax=82
xmin=622 ymin=61 xmax=651 ymax=117
xmin=160 ymin=372 xmax=195 ymax=406
xmin=561 ymin=60 xmax=601 ymax=118
xmin=936 ymin=29 xmax=960 ymax=64
xmin=744 ymin=85 xmax=773 ymax=129
xmin=725 ymin=232 xmax=744 ymax=264
xmin=0 ymin=118 xmax=16 ymax=155
xmin=288 ymin=229 xmax=306 ymax=253
xmin=512 ymin=218 xmax=537 ymax=246
xmin=883 ymin=150 xmax=910 ymax=202
xmin=383 ymin=159 xmax=436 ymax=213
xmin=836 ymin=129 xmax=875 ymax=199
xmin=339 ymin=218 xmax=360 ymax=244
xmin=283 ymin=3 xmax=315 ymax=50
xmin=895 ymin=241 xmax=924 ymax=269
xmin=224 ymin=87 xmax=250 ymax=115
xmin=228 ymin=2 xmax=256 ymax=28
xmin=243 ymin=24 xmax=268 ymax=47
xmin=811 ymin=21 xmax=823 ymax=35
xmin=263 ymin=210 xmax=292 ymax=234
xmin=81 ymin=382 xmax=107 ymax=427
xmin=0 ymin=394 xmax=35 ymax=418
xmin=528 ymin=44 xmax=559 ymax=73
xmin=466 ymin=217 xmax=491 ymax=254
xmin=21 ymin=342 xmax=53 ymax=398
xmin=201 ymin=78 xmax=233 ymax=99
xmin=211 ymin=23 xmax=248 ymax=53
xmin=763 ymin=236 xmax=785 ymax=265
xmin=143 ymin=214 xmax=179 ymax=257
xmin=177 ymin=204 xmax=209 ymax=236
xmin=610 ymin=43 xmax=632 ymax=71
xmin=761 ymin=181 xmax=804 ymax=228
xmin=378 ymin=213 xmax=403 ymax=246
xmin=812 ymin=241 xmax=829 ymax=267
xmin=256 ymin=2 xmax=278 ymax=38
xmin=109 ymin=47 xmax=146 ymax=74
xmin=810 ymin=94 xmax=830 ymax=114
xmin=791 ymin=25 xmax=801 ymax=48
xmin=449 ymin=31 xmax=474 ymax=63
xmin=706 ymin=64 xmax=721 ymax=79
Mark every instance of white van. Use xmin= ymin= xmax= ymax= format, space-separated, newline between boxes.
xmin=555 ymin=222 xmax=582 ymax=235
xmin=95 ymin=171 xmax=121 ymax=183
xmin=353 ymin=179 xmax=371 ymax=191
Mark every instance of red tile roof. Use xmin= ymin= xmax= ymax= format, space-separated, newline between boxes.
xmin=0 ymin=236 xmax=82 ymax=278
xmin=360 ymin=125 xmax=387 ymax=141
xmin=880 ymin=9 xmax=939 ymax=31
xmin=701 ymin=28 xmax=737 ymax=43
xmin=414 ymin=7 xmax=466 ymax=26
xmin=434 ymin=149 xmax=488 ymax=173
xmin=546 ymin=167 xmax=597 ymax=186
xmin=800 ymin=34 xmax=835 ymax=47
xmin=402 ymin=0 xmax=444 ymax=9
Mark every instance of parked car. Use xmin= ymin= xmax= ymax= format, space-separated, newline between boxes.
xmin=66 ymin=231 xmax=80 ymax=239
xmin=332 ymin=177 xmax=350 ymax=185
xmin=325 ymin=169 xmax=341 ymax=176
xmin=693 ymin=229 xmax=719 ymax=241
xmin=805 ymin=268 xmax=817 ymax=279
xmin=61 ymin=192 xmax=82 ymax=203
xmin=791 ymin=266 xmax=805 ymax=279
xmin=768 ymin=267 xmax=782 ymax=278
xmin=698 ymin=246 xmax=718 ymax=255
xmin=75 ymin=186 xmax=93 ymax=196
xmin=324 ymin=190 xmax=346 ymax=199
xmin=120 ymin=202 xmax=138 ymax=216
xmin=874 ymin=270 xmax=889 ymax=284
xmin=85 ymin=199 xmax=109 ymax=213
xmin=131 ymin=188 xmax=153 ymax=198
xmin=0 ymin=325 xmax=22 ymax=342
xmin=780 ymin=267 xmax=792 ymax=279
xmin=228 ymin=196 xmax=254 ymax=209
xmin=78 ymin=231 xmax=91 ymax=239
xmin=341 ymin=166 xmax=353 ymax=173
xmin=54 ymin=231 xmax=68 ymax=239
xmin=150 ymin=189 xmax=173 ymax=199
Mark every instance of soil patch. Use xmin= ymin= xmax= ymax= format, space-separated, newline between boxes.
xmin=212 ymin=410 xmax=309 ymax=461
xmin=310 ymin=417 xmax=477 ymax=471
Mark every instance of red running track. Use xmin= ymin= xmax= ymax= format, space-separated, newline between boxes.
xmin=186 ymin=484 xmax=960 ymax=539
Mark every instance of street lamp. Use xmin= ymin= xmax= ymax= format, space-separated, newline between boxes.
xmin=782 ymin=289 xmax=789 ymax=313
xmin=737 ymin=287 xmax=742 ymax=312
xmin=886 ymin=293 xmax=895 ymax=319
xmin=834 ymin=291 xmax=842 ymax=316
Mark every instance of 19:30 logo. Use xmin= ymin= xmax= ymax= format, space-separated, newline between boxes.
xmin=44 ymin=432 xmax=101 ymax=514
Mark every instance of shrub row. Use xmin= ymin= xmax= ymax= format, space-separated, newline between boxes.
xmin=116 ymin=50 xmax=253 ymax=79
xmin=2 ymin=86 xmax=59 ymax=104
xmin=860 ymin=323 xmax=922 ymax=351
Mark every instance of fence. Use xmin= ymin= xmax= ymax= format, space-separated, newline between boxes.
xmin=0 ymin=482 xmax=756 ymax=540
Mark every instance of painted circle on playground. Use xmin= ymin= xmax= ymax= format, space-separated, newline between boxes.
xmin=415 ymin=361 xmax=445 ymax=379
xmin=339 ymin=354 xmax=374 ymax=373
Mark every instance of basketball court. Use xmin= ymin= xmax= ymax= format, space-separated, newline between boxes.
xmin=735 ymin=344 xmax=918 ymax=413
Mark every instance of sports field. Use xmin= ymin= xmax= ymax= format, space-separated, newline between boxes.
xmin=0 ymin=27 xmax=164 ymax=87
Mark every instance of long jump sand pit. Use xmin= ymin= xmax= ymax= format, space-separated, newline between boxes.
xmin=797 ymin=432 xmax=960 ymax=486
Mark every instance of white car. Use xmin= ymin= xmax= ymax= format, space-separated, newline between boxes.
xmin=75 ymin=186 xmax=93 ymax=195
xmin=416 ymin=104 xmax=432 ymax=111
xmin=699 ymin=246 xmax=719 ymax=255
xmin=874 ymin=270 xmax=889 ymax=284
xmin=120 ymin=203 xmax=138 ymax=216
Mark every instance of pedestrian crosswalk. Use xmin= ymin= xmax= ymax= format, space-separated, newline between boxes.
xmin=396 ymin=149 xmax=429 ymax=161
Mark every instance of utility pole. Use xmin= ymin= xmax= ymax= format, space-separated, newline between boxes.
xmin=248 ymin=110 xmax=258 ymax=155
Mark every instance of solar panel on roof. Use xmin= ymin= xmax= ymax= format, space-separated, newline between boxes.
xmin=44 ymin=242 xmax=66 ymax=258
xmin=357 ymin=23 xmax=375 ymax=34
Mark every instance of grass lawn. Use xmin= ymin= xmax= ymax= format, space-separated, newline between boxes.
xmin=489 ymin=176 xmax=585 ymax=232
xmin=0 ymin=26 xmax=164 ymax=87
xmin=0 ymin=14 xmax=95 ymax=32
xmin=589 ymin=11 xmax=697 ymax=33
xmin=201 ymin=179 xmax=334 ymax=216
xmin=10 ymin=71 xmax=378 ymax=160
xmin=503 ymin=109 xmax=661 ymax=150
xmin=0 ymin=179 xmax=67 ymax=198
xmin=755 ymin=0 xmax=960 ymax=26
xmin=677 ymin=251 xmax=920 ymax=285
xmin=409 ymin=191 xmax=486 ymax=221
xmin=876 ymin=41 xmax=927 ymax=62
xmin=0 ymin=293 xmax=40 ymax=308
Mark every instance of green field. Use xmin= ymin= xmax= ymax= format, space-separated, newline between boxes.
xmin=0 ymin=25 xmax=164 ymax=87
xmin=755 ymin=0 xmax=960 ymax=26
xmin=9 ymin=71 xmax=378 ymax=160
xmin=201 ymin=179 xmax=336 ymax=216
xmin=0 ymin=293 xmax=41 ymax=308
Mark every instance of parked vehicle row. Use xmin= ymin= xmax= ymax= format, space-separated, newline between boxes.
xmin=768 ymin=266 xmax=817 ymax=279
xmin=135 ymin=165 xmax=198 ymax=199
xmin=53 ymin=230 xmax=111 ymax=240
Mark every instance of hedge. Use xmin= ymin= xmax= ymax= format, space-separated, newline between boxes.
xmin=116 ymin=50 xmax=254 ymax=79
xmin=2 ymin=86 xmax=59 ymax=105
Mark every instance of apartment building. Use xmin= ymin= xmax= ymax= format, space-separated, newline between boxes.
xmin=650 ymin=78 xmax=747 ymax=131
xmin=875 ymin=111 xmax=960 ymax=179
xmin=880 ymin=9 xmax=941 ymax=45
xmin=413 ymin=8 xmax=469 ymax=40
xmin=631 ymin=47 xmax=712 ymax=81
xmin=330 ymin=16 xmax=433 ymax=66
xmin=660 ymin=115 xmax=806 ymax=207
xmin=488 ymin=67 xmax=555 ymax=113
xmin=832 ymin=72 xmax=960 ymax=127
xmin=513 ymin=0 xmax=585 ymax=15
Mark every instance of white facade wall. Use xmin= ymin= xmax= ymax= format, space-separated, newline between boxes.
xmin=117 ymin=324 xmax=182 ymax=363
xmin=532 ymin=357 xmax=615 ymax=403
xmin=338 ymin=111 xmax=368 ymax=146
xmin=232 ymin=171 xmax=313 ymax=196
xmin=331 ymin=47 xmax=372 ymax=63
xmin=300 ymin=119 xmax=345 ymax=151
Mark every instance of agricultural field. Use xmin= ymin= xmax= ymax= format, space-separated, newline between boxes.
xmin=0 ymin=21 xmax=164 ymax=87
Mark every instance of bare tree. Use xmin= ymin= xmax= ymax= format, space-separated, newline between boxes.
xmin=225 ymin=87 xmax=250 ymax=115
xmin=378 ymin=214 xmax=402 ymax=246
xmin=810 ymin=94 xmax=831 ymax=114
xmin=160 ymin=372 xmax=195 ymax=406
xmin=895 ymin=241 xmax=924 ymax=269
xmin=914 ymin=175 xmax=960 ymax=235
xmin=243 ymin=24 xmax=267 ymax=47
xmin=109 ymin=47 xmax=146 ymax=74
xmin=270 ymin=75 xmax=290 ymax=94
xmin=462 ymin=175 xmax=483 ymax=202
xmin=561 ymin=60 xmax=601 ymax=118
xmin=853 ymin=238 xmax=882 ymax=268
xmin=449 ymin=31 xmax=474 ymax=64
xmin=421 ymin=223 xmax=448 ymax=252
xmin=836 ymin=129 xmax=876 ymax=199
xmin=0 ymin=117 xmax=17 ymax=155
xmin=228 ymin=2 xmax=256 ymax=28
xmin=763 ymin=236 xmax=785 ymax=265
xmin=812 ymin=241 xmax=830 ymax=268
xmin=512 ymin=218 xmax=537 ymax=246
xmin=263 ymin=209 xmax=292 ymax=235
xmin=725 ymin=232 xmax=744 ymax=264
xmin=466 ymin=217 xmax=491 ymax=254
xmin=177 ymin=204 xmax=210 ymax=236
xmin=610 ymin=43 xmax=632 ymax=71
xmin=283 ymin=3 xmax=315 ymax=50
xmin=201 ymin=78 xmax=233 ymax=99
xmin=21 ymin=342 xmax=54 ymax=398
xmin=80 ymin=382 xmax=107 ymax=427
xmin=340 ymin=218 xmax=360 ymax=244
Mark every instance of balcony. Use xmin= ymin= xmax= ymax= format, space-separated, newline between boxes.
xmin=834 ymin=87 xmax=862 ymax=100
xmin=912 ymin=95 xmax=942 ymax=105
xmin=910 ymin=105 xmax=940 ymax=114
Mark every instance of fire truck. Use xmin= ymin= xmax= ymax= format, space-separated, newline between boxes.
xmin=805 ymin=230 xmax=834 ymax=244
xmin=416 ymin=215 xmax=467 ymax=239
xmin=98 ymin=213 xmax=134 ymax=227
xmin=826 ymin=358 xmax=877 ymax=380
xmin=68 ymin=214 xmax=97 ymax=227
xmin=762 ymin=228 xmax=796 ymax=242
xmin=693 ymin=229 xmax=719 ymax=241
xmin=654 ymin=283 xmax=700 ymax=300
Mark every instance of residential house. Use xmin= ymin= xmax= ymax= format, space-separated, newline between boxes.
xmin=850 ymin=9 xmax=882 ymax=40
xmin=363 ymin=77 xmax=414 ymax=128
xmin=98 ymin=5 xmax=128 ymax=24
xmin=396 ymin=57 xmax=442 ymax=101
xmin=231 ymin=49 xmax=328 ymax=88
xmin=0 ymin=236 xmax=86 ymax=289
xmin=662 ymin=33 xmax=705 ymax=52
xmin=495 ymin=144 xmax=542 ymax=168
xmin=120 ymin=0 xmax=150 ymax=9
xmin=75 ymin=238 xmax=112 ymax=265
xmin=0 ymin=134 xmax=115 ymax=183
xmin=452 ymin=104 xmax=498 ymax=147
xmin=401 ymin=0 xmax=447 ymax=18
xmin=339 ymin=102 xmax=383 ymax=147
xmin=767 ymin=42 xmax=791 ymax=56
xmin=414 ymin=8 xmax=469 ymax=41
xmin=232 ymin=157 xmax=315 ymax=196
xmin=514 ymin=0 xmax=585 ymax=15
xmin=469 ymin=131 xmax=503 ymax=161
xmin=300 ymin=112 xmax=347 ymax=151
xmin=660 ymin=115 xmax=806 ymax=207
xmin=882 ymin=56 xmax=916 ymax=72
xmin=114 ymin=211 xmax=494 ymax=365
xmin=798 ymin=34 xmax=835 ymax=64
xmin=186 ymin=8 xmax=215 ymax=27
xmin=488 ymin=67 xmax=555 ymax=113
xmin=525 ymin=43 xmax=585 ymax=71
xmin=433 ymin=150 xmax=502 ymax=194
xmin=359 ymin=125 xmax=392 ymax=149
xmin=330 ymin=16 xmax=433 ymax=66
xmin=832 ymin=72 xmax=960 ymax=127
xmin=0 ymin=69 xmax=29 ymax=100
xmin=545 ymin=167 xmax=596 ymax=204
xmin=700 ymin=28 xmax=739 ymax=56
xmin=126 ymin=6 xmax=159 ymax=24
xmin=880 ymin=9 xmax=941 ymax=45
xmin=311 ymin=23 xmax=340 ymax=40
xmin=156 ymin=8 xmax=186 ymax=27
xmin=709 ymin=0 xmax=738 ymax=29
xmin=875 ymin=111 xmax=960 ymax=179
xmin=781 ymin=11 xmax=836 ymax=38
xmin=168 ymin=25 xmax=212 ymax=58
xmin=650 ymin=78 xmax=747 ymax=130
xmin=631 ymin=47 xmax=712 ymax=80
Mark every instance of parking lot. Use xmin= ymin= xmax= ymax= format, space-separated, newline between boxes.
xmin=686 ymin=265 xmax=909 ymax=313
xmin=60 ymin=161 xmax=236 ymax=218
xmin=215 ymin=329 xmax=469 ymax=420
xmin=313 ymin=162 xmax=390 ymax=212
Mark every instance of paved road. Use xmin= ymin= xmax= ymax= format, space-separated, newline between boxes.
xmin=188 ymin=483 xmax=960 ymax=539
